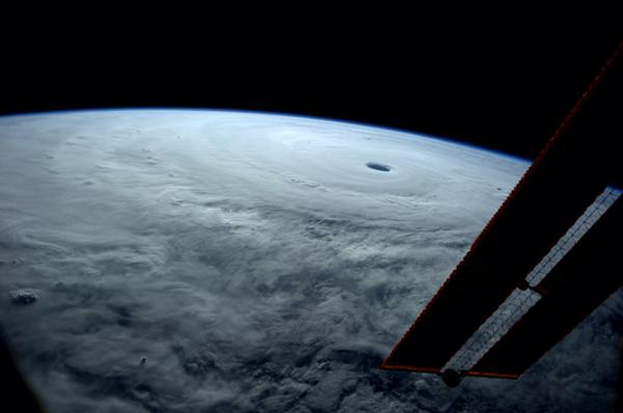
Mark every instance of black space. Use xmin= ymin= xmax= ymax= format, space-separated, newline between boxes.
xmin=2 ymin=24 xmax=621 ymax=161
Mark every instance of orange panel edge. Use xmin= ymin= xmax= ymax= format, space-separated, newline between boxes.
xmin=379 ymin=364 xmax=520 ymax=381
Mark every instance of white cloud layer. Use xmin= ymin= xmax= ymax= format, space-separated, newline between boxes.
xmin=0 ymin=110 xmax=620 ymax=412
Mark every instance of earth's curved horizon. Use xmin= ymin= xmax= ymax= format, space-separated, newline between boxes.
xmin=0 ymin=109 xmax=621 ymax=412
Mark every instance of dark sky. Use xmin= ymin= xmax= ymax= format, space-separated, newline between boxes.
xmin=3 ymin=22 xmax=621 ymax=160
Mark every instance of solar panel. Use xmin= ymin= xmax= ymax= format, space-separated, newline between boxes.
xmin=382 ymin=40 xmax=623 ymax=384
xmin=472 ymin=196 xmax=622 ymax=377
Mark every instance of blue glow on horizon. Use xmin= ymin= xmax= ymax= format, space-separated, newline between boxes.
xmin=0 ymin=106 xmax=532 ymax=165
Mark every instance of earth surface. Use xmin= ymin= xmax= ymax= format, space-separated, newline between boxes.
xmin=0 ymin=110 xmax=621 ymax=412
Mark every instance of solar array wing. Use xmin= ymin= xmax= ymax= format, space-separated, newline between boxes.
xmin=382 ymin=40 xmax=622 ymax=380
xmin=470 ymin=196 xmax=623 ymax=378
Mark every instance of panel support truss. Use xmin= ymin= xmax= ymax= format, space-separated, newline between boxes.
xmin=446 ymin=188 xmax=621 ymax=377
